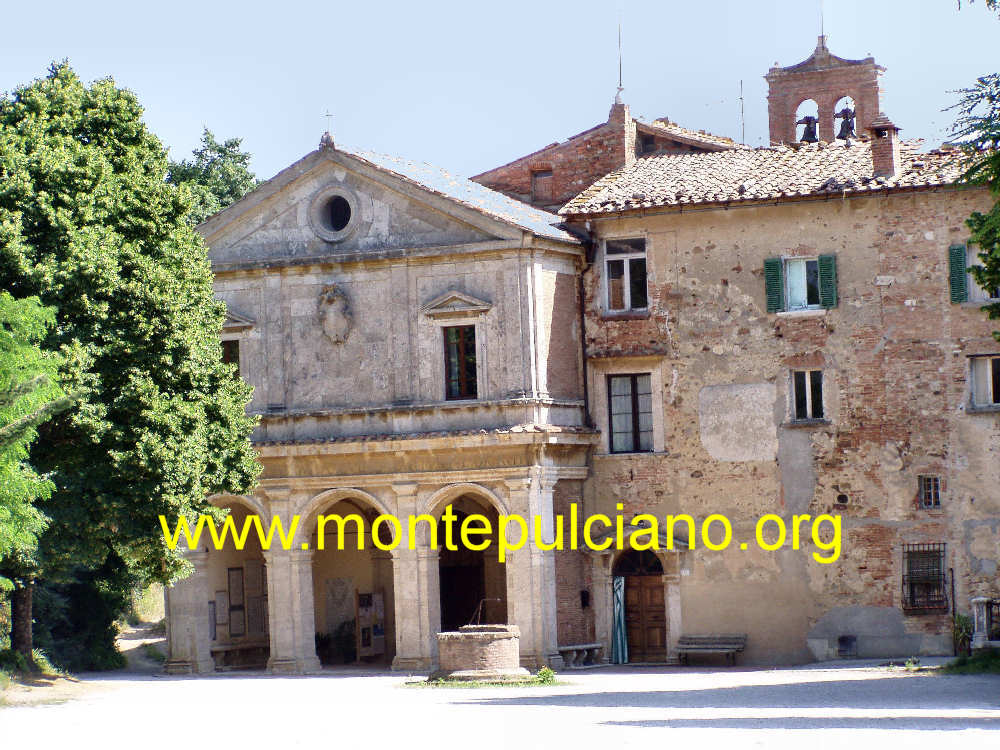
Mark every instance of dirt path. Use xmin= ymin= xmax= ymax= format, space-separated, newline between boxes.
xmin=0 ymin=622 xmax=165 ymax=707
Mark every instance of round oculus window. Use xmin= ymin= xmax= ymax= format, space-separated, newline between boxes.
xmin=308 ymin=186 xmax=359 ymax=242
xmin=326 ymin=195 xmax=351 ymax=232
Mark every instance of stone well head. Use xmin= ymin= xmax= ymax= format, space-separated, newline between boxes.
xmin=431 ymin=624 xmax=531 ymax=681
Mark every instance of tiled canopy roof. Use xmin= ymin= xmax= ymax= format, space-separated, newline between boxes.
xmin=560 ymin=139 xmax=966 ymax=215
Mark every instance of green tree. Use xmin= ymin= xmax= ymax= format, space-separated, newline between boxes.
xmin=0 ymin=293 xmax=71 ymax=660
xmin=167 ymin=129 xmax=258 ymax=226
xmin=0 ymin=63 xmax=260 ymax=664
xmin=953 ymin=1 xmax=1000 ymax=341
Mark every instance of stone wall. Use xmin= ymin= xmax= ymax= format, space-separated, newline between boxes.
xmin=575 ymin=185 xmax=999 ymax=663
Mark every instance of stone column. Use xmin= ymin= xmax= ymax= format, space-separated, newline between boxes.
xmin=391 ymin=483 xmax=438 ymax=670
xmin=972 ymin=596 xmax=991 ymax=650
xmin=263 ymin=487 xmax=321 ymax=674
xmin=503 ymin=474 xmax=562 ymax=669
xmin=265 ymin=547 xmax=322 ymax=673
xmin=372 ymin=550 xmax=396 ymax=664
xmin=591 ymin=553 xmax=612 ymax=663
xmin=164 ymin=550 xmax=214 ymax=674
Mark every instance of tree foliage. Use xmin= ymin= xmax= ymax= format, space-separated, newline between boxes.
xmin=951 ymin=2 xmax=1000 ymax=340
xmin=167 ymin=129 xmax=258 ymax=226
xmin=0 ymin=62 xmax=260 ymax=664
xmin=0 ymin=293 xmax=67 ymax=589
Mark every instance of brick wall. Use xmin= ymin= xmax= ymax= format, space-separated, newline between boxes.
xmin=471 ymin=102 xmax=634 ymax=212
xmin=553 ymin=479 xmax=594 ymax=645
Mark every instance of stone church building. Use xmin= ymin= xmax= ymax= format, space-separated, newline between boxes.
xmin=165 ymin=36 xmax=1000 ymax=673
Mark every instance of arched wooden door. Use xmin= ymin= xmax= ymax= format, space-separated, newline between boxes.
xmin=614 ymin=549 xmax=666 ymax=662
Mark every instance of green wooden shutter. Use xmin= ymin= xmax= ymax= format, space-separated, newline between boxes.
xmin=764 ymin=257 xmax=784 ymax=312
xmin=949 ymin=244 xmax=968 ymax=304
xmin=818 ymin=254 xmax=838 ymax=309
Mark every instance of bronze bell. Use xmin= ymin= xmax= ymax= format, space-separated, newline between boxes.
xmin=796 ymin=115 xmax=818 ymax=143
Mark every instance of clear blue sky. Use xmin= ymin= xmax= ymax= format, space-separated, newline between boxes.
xmin=4 ymin=1 xmax=997 ymax=182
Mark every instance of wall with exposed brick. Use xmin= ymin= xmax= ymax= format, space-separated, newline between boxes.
xmin=471 ymin=101 xmax=634 ymax=212
xmin=570 ymin=184 xmax=999 ymax=664
xmin=553 ymin=479 xmax=594 ymax=645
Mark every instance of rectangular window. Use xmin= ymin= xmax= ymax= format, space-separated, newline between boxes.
xmin=786 ymin=258 xmax=821 ymax=310
xmin=969 ymin=271 xmax=1000 ymax=303
xmin=222 ymin=339 xmax=240 ymax=376
xmin=530 ymin=169 xmax=553 ymax=204
xmin=608 ymin=374 xmax=653 ymax=453
xmin=605 ymin=238 xmax=647 ymax=312
xmin=792 ymin=370 xmax=824 ymax=421
xmin=638 ymin=134 xmax=657 ymax=155
xmin=970 ymin=355 xmax=1000 ymax=408
xmin=918 ymin=475 xmax=941 ymax=509
xmin=444 ymin=325 xmax=477 ymax=400
xmin=902 ymin=543 xmax=948 ymax=611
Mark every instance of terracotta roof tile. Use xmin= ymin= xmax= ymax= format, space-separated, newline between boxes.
xmin=560 ymin=139 xmax=966 ymax=215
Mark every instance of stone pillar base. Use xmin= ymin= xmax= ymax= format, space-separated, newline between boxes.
xmin=392 ymin=656 xmax=432 ymax=671
xmin=164 ymin=657 xmax=214 ymax=675
xmin=268 ymin=656 xmax=322 ymax=674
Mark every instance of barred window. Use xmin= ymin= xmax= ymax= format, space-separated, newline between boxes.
xmin=902 ymin=543 xmax=948 ymax=611
xmin=918 ymin=475 xmax=941 ymax=509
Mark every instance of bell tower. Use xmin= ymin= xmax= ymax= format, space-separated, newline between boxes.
xmin=764 ymin=36 xmax=884 ymax=145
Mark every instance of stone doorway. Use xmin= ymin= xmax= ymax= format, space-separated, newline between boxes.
xmin=438 ymin=496 xmax=507 ymax=631
xmin=614 ymin=549 xmax=667 ymax=663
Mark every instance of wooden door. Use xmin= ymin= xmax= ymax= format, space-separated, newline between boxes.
xmin=624 ymin=576 xmax=667 ymax=662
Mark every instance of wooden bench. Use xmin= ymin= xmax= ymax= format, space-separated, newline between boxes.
xmin=210 ymin=640 xmax=269 ymax=670
xmin=557 ymin=642 xmax=604 ymax=668
xmin=676 ymin=634 xmax=747 ymax=666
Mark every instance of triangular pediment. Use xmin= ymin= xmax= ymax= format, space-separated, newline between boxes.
xmin=222 ymin=308 xmax=256 ymax=331
xmin=421 ymin=290 xmax=493 ymax=319
xmin=199 ymin=146 xmax=567 ymax=269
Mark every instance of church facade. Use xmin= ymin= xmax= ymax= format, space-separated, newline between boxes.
xmin=165 ymin=37 xmax=1000 ymax=673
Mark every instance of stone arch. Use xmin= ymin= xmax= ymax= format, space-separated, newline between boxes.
xmin=302 ymin=487 xmax=397 ymax=665
xmin=208 ymin=492 xmax=269 ymax=519
xmin=202 ymin=494 xmax=271 ymax=668
xmin=420 ymin=482 xmax=510 ymax=518
xmin=297 ymin=487 xmax=393 ymax=532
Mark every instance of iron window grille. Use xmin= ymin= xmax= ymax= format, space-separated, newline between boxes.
xmin=918 ymin=475 xmax=941 ymax=509
xmin=902 ymin=543 xmax=948 ymax=612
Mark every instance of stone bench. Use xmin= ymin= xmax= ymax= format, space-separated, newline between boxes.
xmin=557 ymin=642 xmax=603 ymax=668
xmin=676 ymin=634 xmax=747 ymax=666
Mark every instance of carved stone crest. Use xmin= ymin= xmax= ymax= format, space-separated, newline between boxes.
xmin=318 ymin=284 xmax=352 ymax=344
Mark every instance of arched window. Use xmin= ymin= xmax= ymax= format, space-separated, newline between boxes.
xmin=612 ymin=548 xmax=664 ymax=576
xmin=795 ymin=99 xmax=819 ymax=143
xmin=833 ymin=96 xmax=857 ymax=140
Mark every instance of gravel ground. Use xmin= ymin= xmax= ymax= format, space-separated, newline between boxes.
xmin=2 ymin=660 xmax=998 ymax=748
